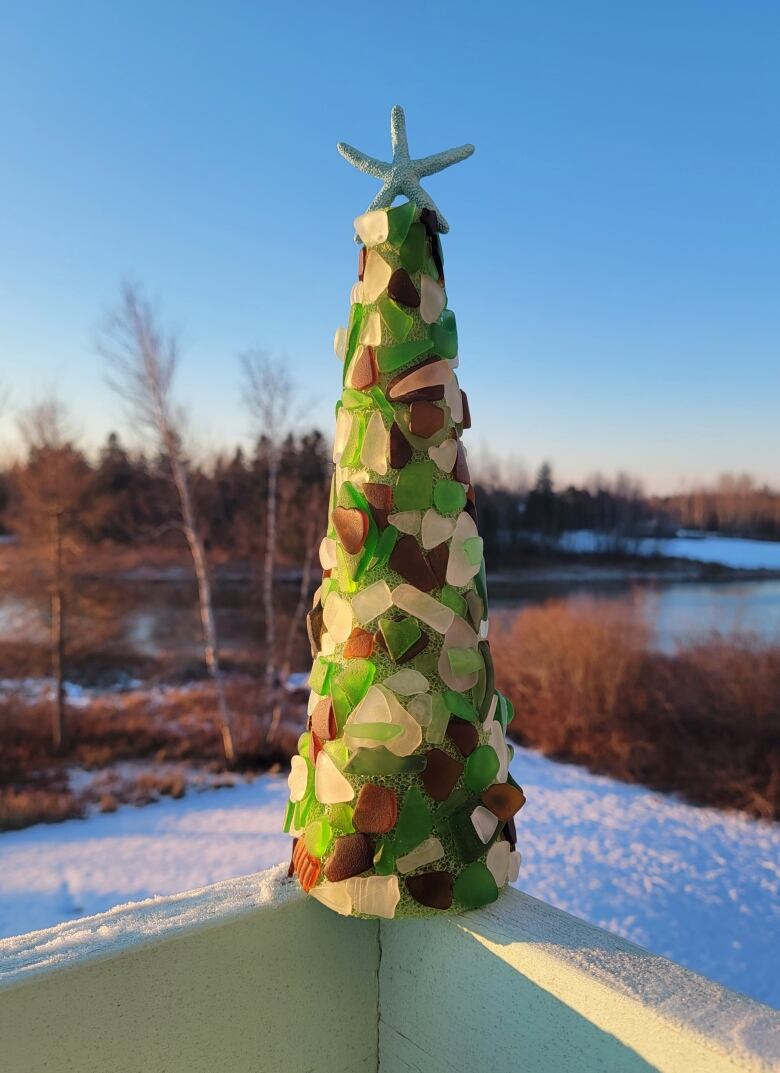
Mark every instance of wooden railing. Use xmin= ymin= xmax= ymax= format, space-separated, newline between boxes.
xmin=1 ymin=865 xmax=778 ymax=1073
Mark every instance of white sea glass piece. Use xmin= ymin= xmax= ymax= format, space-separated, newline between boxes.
xmin=449 ymin=355 xmax=459 ymax=369
xmin=315 ymin=751 xmax=354 ymax=804
xmin=428 ymin=439 xmax=458 ymax=473
xmin=287 ymin=755 xmax=309 ymax=802
xmin=396 ymin=836 xmax=444 ymax=874
xmin=320 ymin=631 xmax=336 ymax=655
xmin=444 ymin=375 xmax=463 ymax=423
xmin=482 ymin=692 xmax=498 ymax=732
xmin=421 ymin=508 xmax=456 ymax=549
xmin=319 ymin=537 xmax=337 ymax=570
xmin=354 ymin=209 xmax=389 ymax=246
xmin=419 ymin=275 xmax=446 ymax=324
xmin=309 ymin=880 xmax=353 ymax=916
xmin=350 ymin=281 xmax=364 ymax=305
xmin=308 ymin=690 xmax=323 ymax=716
xmin=408 ymin=693 xmax=432 ymax=726
xmin=387 ymin=511 xmax=421 ymax=535
xmin=333 ymin=407 xmax=352 ymax=464
xmin=479 ymin=618 xmax=489 ymax=640
xmin=361 ymin=410 xmax=388 ymax=475
xmin=383 ymin=668 xmax=430 ymax=695
xmin=486 ymin=840 xmax=511 ymax=887
xmin=377 ymin=684 xmax=423 ymax=756
xmin=446 ymin=512 xmax=481 ymax=586
xmin=507 ymin=850 xmax=522 ymax=883
xmin=344 ymin=685 xmax=391 ymax=750
xmin=345 ymin=874 xmax=400 ymax=919
xmin=439 ymin=613 xmax=480 ymax=690
xmin=471 ymin=805 xmax=499 ymax=844
xmin=387 ymin=359 xmax=452 ymax=400
xmin=333 ymin=326 xmax=347 ymax=361
xmin=323 ymin=591 xmax=352 ymax=643
xmin=362 ymin=250 xmax=392 ymax=302
xmin=351 ymin=579 xmax=393 ymax=625
xmin=392 ymin=584 xmax=454 ymax=634
xmin=360 ymin=310 xmax=382 ymax=346
xmin=489 ymin=720 xmax=509 ymax=782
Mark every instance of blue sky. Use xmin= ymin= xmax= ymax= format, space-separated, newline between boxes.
xmin=1 ymin=1 xmax=778 ymax=492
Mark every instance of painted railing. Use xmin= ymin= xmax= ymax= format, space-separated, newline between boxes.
xmin=1 ymin=864 xmax=778 ymax=1073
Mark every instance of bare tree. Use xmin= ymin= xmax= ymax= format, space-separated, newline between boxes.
xmin=97 ymin=283 xmax=237 ymax=764
xmin=240 ymin=352 xmax=295 ymax=738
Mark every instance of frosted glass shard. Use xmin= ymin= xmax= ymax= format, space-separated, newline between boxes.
xmin=383 ymin=668 xmax=430 ymax=695
xmin=507 ymin=850 xmax=521 ymax=883
xmin=419 ymin=275 xmax=446 ymax=324
xmin=320 ymin=631 xmax=336 ymax=655
xmin=428 ymin=439 xmax=458 ymax=473
xmin=308 ymin=690 xmax=323 ymax=716
xmin=439 ymin=614 xmax=480 ymax=690
xmin=323 ymin=591 xmax=353 ymax=643
xmin=350 ymin=282 xmax=364 ymax=305
xmin=352 ymin=579 xmax=393 ymax=624
xmin=354 ymin=210 xmax=389 ymax=246
xmin=396 ymin=835 xmax=445 ymax=874
xmin=345 ymin=874 xmax=400 ymax=919
xmin=288 ymin=754 xmax=310 ymax=802
xmin=482 ymin=692 xmax=498 ymax=732
xmin=362 ymin=250 xmax=392 ymax=302
xmin=446 ymin=512 xmax=481 ymax=586
xmin=319 ymin=536 xmax=337 ymax=570
xmin=334 ymin=326 xmax=347 ymax=361
xmin=315 ymin=752 xmax=355 ymax=804
xmin=309 ymin=879 xmax=353 ymax=916
xmin=471 ymin=805 xmax=499 ymax=844
xmin=480 ymin=619 xmax=489 ymax=640
xmin=489 ymin=719 xmax=510 ymax=783
xmin=392 ymin=583 xmax=455 ymax=634
xmin=387 ymin=511 xmax=421 ymax=535
xmin=360 ymin=310 xmax=382 ymax=346
xmin=425 ymin=692 xmax=450 ymax=744
xmin=486 ymin=840 xmax=511 ymax=887
xmin=408 ymin=693 xmax=432 ymax=726
xmin=421 ymin=508 xmax=457 ymax=549
xmin=377 ymin=684 xmax=423 ymax=756
xmin=444 ymin=375 xmax=464 ymax=423
xmin=333 ymin=408 xmax=352 ymax=464
xmin=361 ymin=410 xmax=389 ymax=475
xmin=388 ymin=359 xmax=452 ymax=400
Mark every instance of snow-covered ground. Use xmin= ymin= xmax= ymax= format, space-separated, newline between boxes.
xmin=0 ymin=748 xmax=777 ymax=1008
xmin=560 ymin=530 xmax=780 ymax=571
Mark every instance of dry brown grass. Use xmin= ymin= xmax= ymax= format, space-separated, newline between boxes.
xmin=492 ymin=597 xmax=780 ymax=820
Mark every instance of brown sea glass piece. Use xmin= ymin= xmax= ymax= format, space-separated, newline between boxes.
xmin=390 ymin=423 xmax=413 ymax=469
xmin=343 ymin=627 xmax=375 ymax=660
xmin=310 ymin=697 xmax=337 ymax=741
xmin=410 ymin=401 xmax=445 ymax=438
xmin=447 ymin=717 xmax=479 ymax=757
xmin=427 ymin=542 xmax=449 ymax=588
xmin=324 ymin=832 xmax=374 ymax=882
xmin=423 ymin=748 xmax=464 ymax=801
xmin=388 ymin=268 xmax=420 ymax=308
xmin=390 ymin=535 xmax=438 ymax=592
xmin=454 ymin=442 xmax=470 ymax=484
xmin=353 ymin=783 xmax=398 ymax=834
xmin=363 ymin=482 xmax=392 ymax=530
xmin=333 ymin=506 xmax=369 ymax=554
xmin=349 ymin=346 xmax=378 ymax=391
xmin=461 ymin=391 xmax=471 ymax=429
xmin=481 ymin=782 xmax=526 ymax=821
xmin=406 ymin=871 xmax=453 ymax=910
xmin=293 ymin=837 xmax=322 ymax=892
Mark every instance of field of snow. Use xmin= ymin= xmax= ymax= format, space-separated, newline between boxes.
xmin=1 ymin=748 xmax=778 ymax=1008
xmin=561 ymin=530 xmax=780 ymax=571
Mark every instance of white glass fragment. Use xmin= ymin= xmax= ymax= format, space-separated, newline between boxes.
xmin=350 ymin=281 xmax=364 ymax=305
xmin=438 ymin=614 xmax=480 ymax=690
xmin=315 ymin=752 xmax=354 ymax=804
xmin=345 ymin=874 xmax=400 ymax=919
xmin=360 ymin=310 xmax=382 ymax=346
xmin=489 ymin=720 xmax=509 ymax=782
xmin=309 ymin=880 xmax=353 ymax=916
xmin=319 ymin=536 xmax=337 ymax=570
xmin=471 ymin=805 xmax=499 ymax=844
xmin=351 ymin=579 xmax=393 ymax=625
xmin=382 ymin=668 xmax=430 ymax=695
xmin=428 ymin=439 xmax=458 ymax=473
xmin=419 ymin=274 xmax=446 ymax=324
xmin=333 ymin=407 xmax=352 ymax=464
xmin=444 ymin=375 xmax=463 ymax=423
xmin=387 ymin=510 xmax=421 ymax=535
xmin=486 ymin=840 xmax=511 ymax=887
xmin=333 ymin=326 xmax=347 ymax=361
xmin=392 ymin=583 xmax=454 ymax=634
xmin=507 ymin=850 xmax=522 ymax=883
xmin=287 ymin=755 xmax=309 ymax=802
xmin=354 ymin=209 xmax=389 ymax=246
xmin=361 ymin=410 xmax=388 ymax=475
xmin=323 ymin=591 xmax=353 ymax=643
xmin=446 ymin=512 xmax=481 ymax=586
xmin=408 ymin=693 xmax=433 ymax=726
xmin=396 ymin=836 xmax=445 ymax=874
xmin=362 ymin=250 xmax=392 ymax=302
xmin=421 ymin=508 xmax=456 ymax=549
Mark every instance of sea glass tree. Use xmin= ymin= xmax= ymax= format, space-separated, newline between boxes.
xmin=283 ymin=107 xmax=524 ymax=918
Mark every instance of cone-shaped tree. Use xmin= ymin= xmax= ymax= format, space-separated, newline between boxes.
xmin=283 ymin=108 xmax=524 ymax=918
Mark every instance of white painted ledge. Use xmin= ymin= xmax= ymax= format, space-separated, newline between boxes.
xmin=1 ymin=865 xmax=778 ymax=1073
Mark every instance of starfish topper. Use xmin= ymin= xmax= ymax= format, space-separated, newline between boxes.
xmin=337 ymin=105 xmax=474 ymax=234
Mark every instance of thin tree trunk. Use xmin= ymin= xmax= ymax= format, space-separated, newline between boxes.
xmin=264 ymin=452 xmax=278 ymax=693
xmin=280 ymin=510 xmax=318 ymax=682
xmin=50 ymin=510 xmax=65 ymax=753
xmin=169 ymin=446 xmax=236 ymax=765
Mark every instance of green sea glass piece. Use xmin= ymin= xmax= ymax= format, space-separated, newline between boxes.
xmin=282 ymin=799 xmax=295 ymax=833
xmin=373 ymin=837 xmax=396 ymax=875
xmin=475 ymin=560 xmax=488 ymax=607
xmin=344 ymin=303 xmax=365 ymax=381
xmin=400 ymin=222 xmax=427 ymax=274
xmin=345 ymin=748 xmax=426 ymax=776
xmin=394 ymin=785 xmax=434 ymax=856
xmin=309 ymin=657 xmax=335 ymax=694
xmin=496 ymin=692 xmax=511 ymax=731
xmin=448 ymin=648 xmax=483 ymax=676
xmin=297 ymin=731 xmax=311 ymax=757
xmin=329 ymin=803 xmax=355 ymax=833
xmin=341 ymin=410 xmax=366 ymax=468
xmin=478 ymin=643 xmax=495 ymax=719
xmin=454 ymin=861 xmax=499 ymax=908
xmin=376 ymin=338 xmax=434 ymax=373
xmin=465 ymin=745 xmax=500 ymax=792
xmin=336 ymin=544 xmax=357 ymax=592
xmin=323 ymin=738 xmax=349 ymax=769
xmin=430 ymin=308 xmax=458 ymax=360
xmin=337 ymin=659 xmax=376 ymax=706
xmin=368 ymin=385 xmax=395 ymax=422
xmin=369 ymin=525 xmax=399 ymax=572
xmin=293 ymin=791 xmax=314 ymax=831
xmin=331 ymin=681 xmax=353 ymax=729
xmin=305 ymin=818 xmax=332 ymax=858
xmin=463 ymin=536 xmax=484 ymax=565
xmin=394 ymin=461 xmax=435 ymax=511
xmin=378 ymin=297 xmax=413 ymax=342
xmin=433 ymin=788 xmax=471 ymax=835
xmin=347 ymin=721 xmax=403 ymax=741
xmin=449 ymin=803 xmax=488 ymax=863
xmin=443 ymin=689 xmax=478 ymax=723
xmin=425 ymin=692 xmax=450 ymax=744
xmin=379 ymin=615 xmax=422 ymax=661
xmin=440 ymin=586 xmax=468 ymax=618
xmin=412 ymin=649 xmax=438 ymax=679
xmin=387 ymin=201 xmax=416 ymax=247
xmin=342 ymin=387 xmax=373 ymax=410
xmin=433 ymin=480 xmax=467 ymax=514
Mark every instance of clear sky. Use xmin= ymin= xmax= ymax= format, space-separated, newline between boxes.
xmin=1 ymin=1 xmax=778 ymax=492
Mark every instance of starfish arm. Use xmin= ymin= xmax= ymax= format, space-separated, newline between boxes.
xmin=401 ymin=179 xmax=450 ymax=233
xmin=390 ymin=105 xmax=410 ymax=162
xmin=336 ymin=142 xmax=390 ymax=180
xmin=366 ymin=179 xmax=399 ymax=212
xmin=413 ymin=143 xmax=475 ymax=178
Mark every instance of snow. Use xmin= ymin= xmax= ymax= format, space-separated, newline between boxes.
xmin=560 ymin=530 xmax=780 ymax=571
xmin=0 ymin=750 xmax=777 ymax=1008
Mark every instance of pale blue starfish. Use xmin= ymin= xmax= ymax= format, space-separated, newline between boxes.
xmin=337 ymin=105 xmax=474 ymax=234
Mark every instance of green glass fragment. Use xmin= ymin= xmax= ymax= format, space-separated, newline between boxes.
xmin=373 ymin=837 xmax=396 ymax=876
xmin=387 ymin=201 xmax=416 ymax=247
xmin=433 ymin=480 xmax=467 ymax=514
xmin=328 ymin=803 xmax=355 ymax=834
xmin=449 ymin=803 xmax=489 ymax=863
xmin=305 ymin=818 xmax=332 ymax=858
xmin=412 ymin=648 xmax=438 ymax=678
xmin=425 ymin=692 xmax=450 ymax=744
xmin=323 ymin=738 xmax=349 ymax=769
xmin=394 ymin=460 xmax=435 ymax=511
xmin=344 ymin=303 xmax=365 ymax=381
xmin=379 ymin=615 xmax=422 ymax=661
xmin=478 ymin=642 xmax=495 ymax=720
xmin=463 ymin=536 xmax=484 ymax=565
xmin=342 ymin=387 xmax=373 ymax=410
xmin=337 ymin=659 xmax=376 ymax=706
xmin=473 ymin=666 xmax=486 ymax=712
xmin=376 ymin=338 xmax=434 ymax=373
xmin=475 ymin=560 xmax=488 ymax=607
xmin=443 ymin=689 xmax=478 ymax=723
xmin=341 ymin=410 xmax=366 ymax=468
xmin=440 ymin=586 xmax=468 ymax=618
xmin=368 ymin=385 xmax=395 ymax=422
xmin=282 ymin=799 xmax=295 ymax=833
xmin=378 ymin=297 xmax=413 ymax=342
xmin=338 ymin=480 xmax=370 ymax=512
xmin=496 ymin=692 xmax=511 ymax=731
xmin=430 ymin=308 xmax=458 ymax=360
xmin=400 ymin=221 xmax=427 ymax=274
xmin=448 ymin=647 xmax=483 ymax=676
xmin=433 ymin=788 xmax=471 ymax=833
xmin=309 ymin=657 xmax=334 ymax=695
xmin=346 ymin=721 xmax=402 ymax=742
xmin=369 ymin=524 xmax=398 ymax=572
xmin=345 ymin=747 xmax=426 ymax=776
xmin=464 ymin=745 xmax=500 ymax=792
xmin=293 ymin=791 xmax=314 ymax=831
xmin=336 ymin=544 xmax=357 ymax=592
xmin=454 ymin=861 xmax=500 ymax=908
xmin=297 ymin=731 xmax=311 ymax=757
xmin=394 ymin=785 xmax=434 ymax=856
xmin=330 ymin=682 xmax=353 ymax=729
